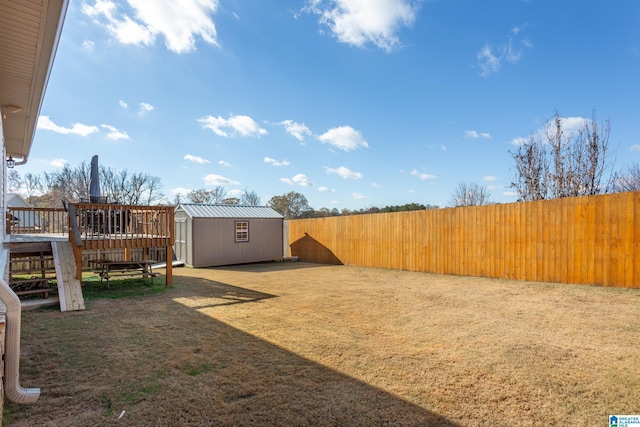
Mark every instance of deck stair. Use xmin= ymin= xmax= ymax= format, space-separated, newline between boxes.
xmin=7 ymin=242 xmax=57 ymax=300
xmin=5 ymin=241 xmax=85 ymax=312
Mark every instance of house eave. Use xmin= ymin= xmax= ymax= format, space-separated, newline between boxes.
xmin=0 ymin=0 xmax=69 ymax=163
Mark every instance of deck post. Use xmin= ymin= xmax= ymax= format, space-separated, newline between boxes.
xmin=166 ymin=245 xmax=173 ymax=286
xmin=124 ymin=247 xmax=131 ymax=261
xmin=74 ymin=246 xmax=82 ymax=281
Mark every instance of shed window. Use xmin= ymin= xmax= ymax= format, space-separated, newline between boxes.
xmin=235 ymin=221 xmax=249 ymax=242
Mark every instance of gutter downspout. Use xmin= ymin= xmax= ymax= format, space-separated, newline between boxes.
xmin=0 ymin=250 xmax=40 ymax=403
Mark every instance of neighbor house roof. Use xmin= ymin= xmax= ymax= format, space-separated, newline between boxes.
xmin=6 ymin=193 xmax=31 ymax=208
xmin=0 ymin=0 xmax=69 ymax=164
xmin=176 ymin=204 xmax=284 ymax=219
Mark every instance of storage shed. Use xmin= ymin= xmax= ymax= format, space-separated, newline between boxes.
xmin=174 ymin=204 xmax=284 ymax=268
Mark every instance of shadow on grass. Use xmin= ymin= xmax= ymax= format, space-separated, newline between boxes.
xmin=171 ymin=276 xmax=277 ymax=308
xmin=8 ymin=277 xmax=461 ymax=426
xmin=165 ymin=278 xmax=461 ymax=425
xmin=208 ymin=260 xmax=334 ymax=273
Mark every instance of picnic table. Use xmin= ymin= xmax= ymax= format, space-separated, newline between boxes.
xmin=89 ymin=259 xmax=159 ymax=285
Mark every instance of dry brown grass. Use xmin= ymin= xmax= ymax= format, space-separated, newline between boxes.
xmin=4 ymin=262 xmax=640 ymax=426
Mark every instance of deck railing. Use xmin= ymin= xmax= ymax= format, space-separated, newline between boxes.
xmin=6 ymin=207 xmax=68 ymax=235
xmin=7 ymin=204 xmax=175 ymax=285
xmin=67 ymin=203 xmax=174 ymax=249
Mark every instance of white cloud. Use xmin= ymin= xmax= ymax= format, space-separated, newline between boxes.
xmin=119 ymin=99 xmax=128 ymax=109
xmin=101 ymin=124 xmax=130 ymax=140
xmin=37 ymin=116 xmax=99 ymax=136
xmin=203 ymin=174 xmax=240 ymax=186
xmin=199 ymin=114 xmax=268 ymax=138
xmin=172 ymin=187 xmax=192 ymax=196
xmin=324 ymin=166 xmax=363 ymax=179
xmin=184 ymin=154 xmax=210 ymax=164
xmin=139 ymin=102 xmax=154 ymax=113
xmin=477 ymin=25 xmax=532 ymax=77
xmin=264 ymin=157 xmax=291 ymax=167
xmin=351 ymin=192 xmax=368 ymax=200
xmin=317 ymin=186 xmax=335 ymax=192
xmin=227 ymin=189 xmax=243 ymax=197
xmin=281 ymin=173 xmax=314 ymax=187
xmin=82 ymin=0 xmax=219 ymax=53
xmin=280 ymin=120 xmax=312 ymax=141
xmin=410 ymin=169 xmax=436 ymax=180
xmin=50 ymin=158 xmax=67 ymax=168
xmin=510 ymin=116 xmax=589 ymax=146
xmin=477 ymin=45 xmax=501 ymax=76
xmin=318 ymin=125 xmax=368 ymax=151
xmin=82 ymin=40 xmax=95 ymax=50
xmin=465 ymin=130 xmax=491 ymax=139
xmin=440 ymin=144 xmax=447 ymax=151
xmin=503 ymin=191 xmax=518 ymax=197
xmin=631 ymin=145 xmax=640 ymax=152
xmin=305 ymin=0 xmax=418 ymax=52
xmin=371 ymin=182 xmax=381 ymax=188
xmin=218 ymin=160 xmax=231 ymax=167
xmin=484 ymin=175 xmax=499 ymax=182
xmin=510 ymin=136 xmax=529 ymax=146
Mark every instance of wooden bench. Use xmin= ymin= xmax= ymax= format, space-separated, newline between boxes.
xmin=89 ymin=260 xmax=160 ymax=286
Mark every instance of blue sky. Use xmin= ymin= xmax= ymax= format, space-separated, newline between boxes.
xmin=22 ymin=0 xmax=640 ymax=209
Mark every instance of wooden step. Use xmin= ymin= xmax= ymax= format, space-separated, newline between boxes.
xmin=10 ymin=253 xmax=54 ymax=260
xmin=10 ymin=277 xmax=53 ymax=286
xmin=5 ymin=242 xmax=52 ymax=253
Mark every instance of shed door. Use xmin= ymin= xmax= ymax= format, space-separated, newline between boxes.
xmin=174 ymin=218 xmax=187 ymax=263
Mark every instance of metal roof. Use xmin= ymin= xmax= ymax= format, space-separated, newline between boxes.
xmin=176 ymin=204 xmax=284 ymax=219
xmin=0 ymin=0 xmax=69 ymax=164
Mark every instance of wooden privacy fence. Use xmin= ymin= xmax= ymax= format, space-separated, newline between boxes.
xmin=288 ymin=191 xmax=640 ymax=289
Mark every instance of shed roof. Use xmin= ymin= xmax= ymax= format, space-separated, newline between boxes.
xmin=176 ymin=204 xmax=284 ymax=219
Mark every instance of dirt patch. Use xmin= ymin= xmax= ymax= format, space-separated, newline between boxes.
xmin=5 ymin=262 xmax=640 ymax=426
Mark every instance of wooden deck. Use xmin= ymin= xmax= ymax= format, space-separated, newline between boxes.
xmin=7 ymin=203 xmax=175 ymax=286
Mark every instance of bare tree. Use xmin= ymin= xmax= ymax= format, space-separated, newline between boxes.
xmin=611 ymin=163 xmax=640 ymax=192
xmin=510 ymin=111 xmax=614 ymax=201
xmin=187 ymin=187 xmax=227 ymax=204
xmin=448 ymin=181 xmax=492 ymax=207
xmin=29 ymin=162 xmax=163 ymax=206
xmin=46 ymin=162 xmax=91 ymax=202
xmin=240 ymin=189 xmax=261 ymax=206
xmin=7 ymin=170 xmax=22 ymax=193
xmin=23 ymin=173 xmax=42 ymax=203
xmin=101 ymin=168 xmax=128 ymax=203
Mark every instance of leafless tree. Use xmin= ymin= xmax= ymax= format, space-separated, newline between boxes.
xmin=45 ymin=162 xmax=91 ymax=203
xmin=7 ymin=170 xmax=22 ymax=193
xmin=240 ymin=189 xmax=261 ymax=206
xmin=611 ymin=163 xmax=640 ymax=193
xmin=23 ymin=173 xmax=42 ymax=203
xmin=22 ymin=162 xmax=164 ymax=206
xmin=187 ymin=187 xmax=227 ymax=204
xmin=448 ymin=181 xmax=492 ymax=207
xmin=510 ymin=111 xmax=614 ymax=201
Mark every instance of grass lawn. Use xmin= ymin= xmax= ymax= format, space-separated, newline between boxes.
xmin=4 ymin=262 xmax=640 ymax=426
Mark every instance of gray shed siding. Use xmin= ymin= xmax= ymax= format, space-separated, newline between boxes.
xmin=173 ymin=204 xmax=284 ymax=268
xmin=191 ymin=217 xmax=283 ymax=267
